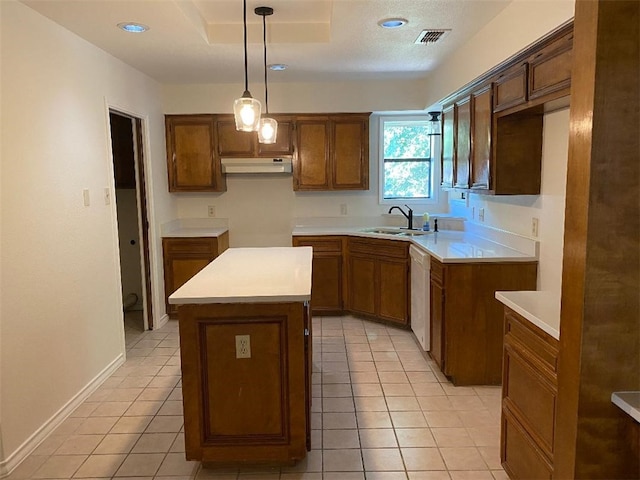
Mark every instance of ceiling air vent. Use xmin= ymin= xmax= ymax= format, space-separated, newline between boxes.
xmin=414 ymin=29 xmax=451 ymax=45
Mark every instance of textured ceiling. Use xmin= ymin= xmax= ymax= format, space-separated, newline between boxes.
xmin=21 ymin=0 xmax=512 ymax=84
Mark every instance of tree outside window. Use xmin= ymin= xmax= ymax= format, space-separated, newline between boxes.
xmin=382 ymin=120 xmax=432 ymax=201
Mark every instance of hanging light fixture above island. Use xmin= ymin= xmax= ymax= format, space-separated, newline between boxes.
xmin=256 ymin=6 xmax=277 ymax=144
xmin=233 ymin=0 xmax=261 ymax=132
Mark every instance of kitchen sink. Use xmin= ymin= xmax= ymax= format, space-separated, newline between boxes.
xmin=360 ymin=227 xmax=432 ymax=236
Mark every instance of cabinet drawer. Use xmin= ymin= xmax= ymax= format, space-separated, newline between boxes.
xmin=505 ymin=309 xmax=559 ymax=376
xmin=528 ymin=32 xmax=573 ymax=100
xmin=293 ymin=236 xmax=343 ymax=253
xmin=430 ymin=260 xmax=445 ymax=285
xmin=503 ymin=345 xmax=557 ymax=454
xmin=502 ymin=408 xmax=553 ymax=479
xmin=494 ymin=64 xmax=528 ymax=112
xmin=163 ymin=238 xmax=218 ymax=255
xmin=348 ymin=238 xmax=408 ymax=259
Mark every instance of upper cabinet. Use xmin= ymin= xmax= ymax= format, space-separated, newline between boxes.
xmin=439 ymin=21 xmax=572 ymax=195
xmin=166 ymin=115 xmax=226 ymax=193
xmin=294 ymin=113 xmax=369 ymax=191
xmin=216 ymin=115 xmax=295 ymax=158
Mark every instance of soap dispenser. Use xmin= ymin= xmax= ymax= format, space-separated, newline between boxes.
xmin=422 ymin=213 xmax=430 ymax=231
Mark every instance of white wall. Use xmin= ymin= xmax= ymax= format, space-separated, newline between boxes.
xmin=0 ymin=0 xmax=173 ymax=470
xmin=451 ymin=109 xmax=570 ymax=292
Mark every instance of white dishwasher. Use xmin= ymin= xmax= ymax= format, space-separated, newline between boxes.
xmin=410 ymin=245 xmax=431 ymax=351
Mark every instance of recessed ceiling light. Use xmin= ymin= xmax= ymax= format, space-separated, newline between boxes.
xmin=378 ymin=18 xmax=408 ymax=29
xmin=117 ymin=22 xmax=149 ymax=33
xmin=269 ymin=64 xmax=287 ymax=71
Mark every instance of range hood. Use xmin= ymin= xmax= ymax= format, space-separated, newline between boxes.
xmin=221 ymin=157 xmax=293 ymax=174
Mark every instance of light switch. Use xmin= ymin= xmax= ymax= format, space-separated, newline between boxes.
xmin=83 ymin=189 xmax=90 ymax=207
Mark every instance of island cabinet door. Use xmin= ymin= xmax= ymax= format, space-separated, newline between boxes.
xmin=178 ymin=302 xmax=309 ymax=465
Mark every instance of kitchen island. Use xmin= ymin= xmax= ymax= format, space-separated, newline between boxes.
xmin=169 ymin=247 xmax=313 ymax=466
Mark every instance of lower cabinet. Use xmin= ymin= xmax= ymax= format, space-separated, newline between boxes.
xmin=429 ymin=259 xmax=537 ymax=385
xmin=501 ymin=307 xmax=559 ymax=479
xmin=347 ymin=237 xmax=409 ymax=326
xmin=162 ymin=234 xmax=229 ymax=318
xmin=292 ymin=236 xmax=344 ymax=314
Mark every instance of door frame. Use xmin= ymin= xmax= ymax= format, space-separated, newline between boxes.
xmin=106 ymin=104 xmax=155 ymax=331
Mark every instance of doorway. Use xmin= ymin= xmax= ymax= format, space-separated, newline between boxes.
xmin=109 ymin=111 xmax=154 ymax=331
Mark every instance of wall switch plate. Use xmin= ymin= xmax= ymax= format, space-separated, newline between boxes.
xmin=208 ymin=205 xmax=216 ymax=217
xmin=478 ymin=208 xmax=485 ymax=222
xmin=532 ymin=217 xmax=539 ymax=237
xmin=235 ymin=335 xmax=251 ymax=359
xmin=340 ymin=204 xmax=347 ymax=215
xmin=83 ymin=188 xmax=90 ymax=207
xmin=104 ymin=187 xmax=111 ymax=205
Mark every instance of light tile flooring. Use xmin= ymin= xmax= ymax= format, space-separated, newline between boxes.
xmin=9 ymin=314 xmax=507 ymax=480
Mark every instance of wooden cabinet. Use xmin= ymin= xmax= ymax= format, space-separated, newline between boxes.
xmin=501 ymin=308 xmax=559 ymax=479
xmin=292 ymin=236 xmax=344 ymax=315
xmin=165 ymin=115 xmax=226 ymax=192
xmin=178 ymin=301 xmax=310 ymax=465
xmin=470 ymin=85 xmax=492 ymax=190
xmin=454 ymin=97 xmax=471 ymax=189
xmin=493 ymin=63 xmax=528 ymax=113
xmin=162 ymin=234 xmax=229 ymax=318
xmin=528 ymin=30 xmax=573 ymax=102
xmin=440 ymin=105 xmax=455 ymax=190
xmin=347 ymin=237 xmax=409 ymax=326
xmin=429 ymin=259 xmax=537 ymax=385
xmin=216 ymin=115 xmax=294 ymax=158
xmin=294 ymin=114 xmax=369 ymax=191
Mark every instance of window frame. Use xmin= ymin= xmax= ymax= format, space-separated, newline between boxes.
xmin=378 ymin=115 xmax=440 ymax=206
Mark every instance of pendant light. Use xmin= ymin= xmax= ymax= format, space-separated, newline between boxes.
xmin=256 ymin=6 xmax=278 ymax=144
xmin=233 ymin=0 xmax=261 ymax=132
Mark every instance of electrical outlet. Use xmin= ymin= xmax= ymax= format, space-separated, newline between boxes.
xmin=478 ymin=208 xmax=485 ymax=222
xmin=235 ymin=335 xmax=251 ymax=359
xmin=340 ymin=204 xmax=347 ymax=215
xmin=532 ymin=217 xmax=539 ymax=237
xmin=208 ymin=205 xmax=216 ymax=217
xmin=472 ymin=206 xmax=475 ymax=220
xmin=104 ymin=187 xmax=111 ymax=205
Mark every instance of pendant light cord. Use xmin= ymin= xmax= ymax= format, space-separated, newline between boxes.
xmin=243 ymin=0 xmax=249 ymax=93
xmin=262 ymin=14 xmax=269 ymax=114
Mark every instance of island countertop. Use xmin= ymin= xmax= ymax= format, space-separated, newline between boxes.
xmin=168 ymin=246 xmax=312 ymax=305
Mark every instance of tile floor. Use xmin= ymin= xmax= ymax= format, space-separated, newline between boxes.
xmin=8 ymin=314 xmax=507 ymax=480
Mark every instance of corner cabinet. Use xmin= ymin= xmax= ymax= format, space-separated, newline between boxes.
xmin=165 ymin=115 xmax=226 ymax=192
xmin=162 ymin=234 xmax=229 ymax=318
xmin=429 ymin=259 xmax=537 ymax=385
xmin=346 ymin=237 xmax=409 ymax=326
xmin=501 ymin=308 xmax=559 ymax=479
xmin=293 ymin=113 xmax=369 ymax=191
xmin=292 ymin=236 xmax=344 ymax=315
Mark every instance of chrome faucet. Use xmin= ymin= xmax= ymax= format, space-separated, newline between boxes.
xmin=388 ymin=205 xmax=414 ymax=230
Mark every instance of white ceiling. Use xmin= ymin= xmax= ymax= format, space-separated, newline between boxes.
xmin=21 ymin=0 xmax=512 ymax=84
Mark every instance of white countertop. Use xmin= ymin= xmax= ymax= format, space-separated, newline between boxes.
xmin=612 ymin=392 xmax=640 ymax=424
xmin=162 ymin=227 xmax=228 ymax=238
xmin=495 ymin=290 xmax=560 ymax=339
xmin=292 ymin=226 xmax=536 ymax=263
xmin=169 ymin=247 xmax=312 ymax=305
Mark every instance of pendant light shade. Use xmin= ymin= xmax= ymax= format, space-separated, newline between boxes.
xmin=234 ymin=92 xmax=261 ymax=132
xmin=234 ymin=0 xmax=261 ymax=132
xmin=256 ymin=6 xmax=277 ymax=144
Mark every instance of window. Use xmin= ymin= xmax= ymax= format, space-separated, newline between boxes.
xmin=379 ymin=117 xmax=437 ymax=204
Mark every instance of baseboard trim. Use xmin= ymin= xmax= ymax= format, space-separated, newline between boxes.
xmin=154 ymin=313 xmax=169 ymax=330
xmin=0 ymin=353 xmax=125 ymax=478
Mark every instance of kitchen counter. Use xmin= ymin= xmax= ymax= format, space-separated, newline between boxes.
xmin=169 ymin=247 xmax=312 ymax=305
xmin=292 ymin=226 xmax=536 ymax=263
xmin=495 ymin=290 xmax=560 ymax=339
xmin=162 ymin=226 xmax=228 ymax=238
xmin=612 ymin=392 xmax=640 ymax=424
